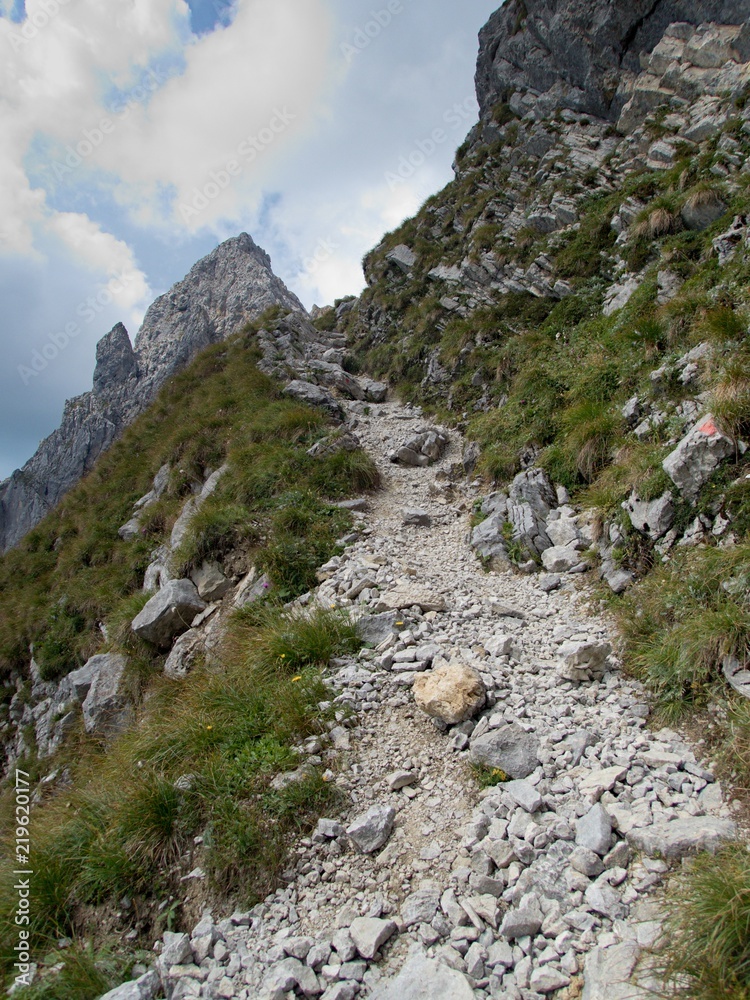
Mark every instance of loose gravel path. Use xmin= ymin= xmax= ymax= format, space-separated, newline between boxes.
xmin=140 ymin=400 xmax=738 ymax=1000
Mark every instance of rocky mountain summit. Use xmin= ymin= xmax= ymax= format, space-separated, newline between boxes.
xmin=0 ymin=234 xmax=303 ymax=553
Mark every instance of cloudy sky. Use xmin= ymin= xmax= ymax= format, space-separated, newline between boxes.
xmin=0 ymin=0 xmax=499 ymax=479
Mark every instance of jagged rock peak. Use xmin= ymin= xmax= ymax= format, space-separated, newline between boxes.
xmin=0 ymin=233 xmax=304 ymax=553
xmin=93 ymin=323 xmax=137 ymax=397
xmin=475 ymin=0 xmax=750 ymax=121
xmin=133 ymin=232 xmax=305 ymax=393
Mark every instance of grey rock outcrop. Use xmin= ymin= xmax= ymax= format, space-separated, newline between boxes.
xmin=81 ymin=653 xmax=131 ymax=736
xmin=0 ymin=234 xmax=304 ymax=552
xmin=131 ymin=579 xmax=207 ymax=648
xmin=475 ymin=0 xmax=750 ymax=122
xmin=663 ymin=413 xmax=735 ymax=499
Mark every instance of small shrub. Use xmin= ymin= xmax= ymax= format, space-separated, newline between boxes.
xmin=472 ymin=764 xmax=509 ymax=788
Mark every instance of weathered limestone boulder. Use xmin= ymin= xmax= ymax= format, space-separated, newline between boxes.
xmin=385 ymin=244 xmax=416 ymax=273
xmin=131 ymin=580 xmax=206 ymax=648
xmin=542 ymin=545 xmax=585 ymax=573
xmin=622 ymin=490 xmax=675 ymax=540
xmin=413 ymin=660 xmax=486 ymax=725
xmin=348 ymin=917 xmax=397 ymax=960
xmin=391 ymin=428 xmax=449 ymax=467
xmin=713 ymin=214 xmax=748 ymax=265
xmin=306 ymin=360 xmax=362 ymax=399
xmin=262 ymin=957 xmax=320 ymax=997
xmin=347 ymin=804 xmax=396 ymax=854
xmin=369 ymin=954 xmax=474 ymax=1000
xmin=233 ymin=569 xmax=271 ymax=608
xmin=307 ymin=430 xmax=361 ymax=458
xmin=360 ymin=377 xmax=388 ymax=403
xmin=471 ymin=515 xmax=511 ymax=569
xmin=356 ymin=611 xmax=399 ymax=646
xmin=546 ymin=515 xmax=580 ymax=548
xmin=283 ymin=380 xmax=343 ymax=419
xmin=164 ymin=631 xmax=205 ymax=679
xmin=581 ymin=942 xmax=641 ymax=1000
xmin=627 ymin=816 xmax=736 ymax=859
xmin=190 ymin=561 xmax=231 ymax=601
xmin=402 ymin=507 xmax=431 ymax=527
xmin=469 ymin=723 xmax=540 ymax=779
xmin=509 ymin=468 xmax=556 ymax=515
xmin=505 ymin=468 xmax=555 ymax=557
xmin=663 ymin=414 xmax=735 ymax=499
xmin=576 ymin=804 xmax=614 ymax=856
xmin=117 ymin=517 xmax=142 ymax=541
xmin=98 ymin=971 xmax=161 ymax=1000
xmin=375 ymin=586 xmax=446 ymax=613
xmin=81 ymin=653 xmax=131 ymax=736
xmin=559 ymin=640 xmax=612 ymax=683
xmin=681 ymin=190 xmax=727 ymax=231
xmin=62 ymin=659 xmax=100 ymax=702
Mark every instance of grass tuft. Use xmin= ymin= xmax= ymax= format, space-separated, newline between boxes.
xmin=659 ymin=844 xmax=750 ymax=999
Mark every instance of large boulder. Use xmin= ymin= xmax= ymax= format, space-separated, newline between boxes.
xmin=508 ymin=467 xmax=556 ymax=520
xmin=369 ymin=954 xmax=474 ymax=1000
xmin=131 ymin=580 xmax=206 ymax=648
xmin=662 ymin=414 xmax=735 ymax=500
xmin=81 ymin=653 xmax=131 ymax=736
xmin=413 ymin=660 xmax=486 ymax=725
xmin=469 ymin=723 xmax=540 ymax=779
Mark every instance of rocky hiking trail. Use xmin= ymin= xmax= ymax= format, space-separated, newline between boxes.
xmin=112 ymin=400 xmax=740 ymax=1000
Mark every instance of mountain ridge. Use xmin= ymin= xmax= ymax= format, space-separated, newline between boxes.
xmin=0 ymin=233 xmax=304 ymax=552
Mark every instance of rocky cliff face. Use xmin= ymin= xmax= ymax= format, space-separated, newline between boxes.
xmin=475 ymin=0 xmax=750 ymax=120
xmin=0 ymin=234 xmax=304 ymax=552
